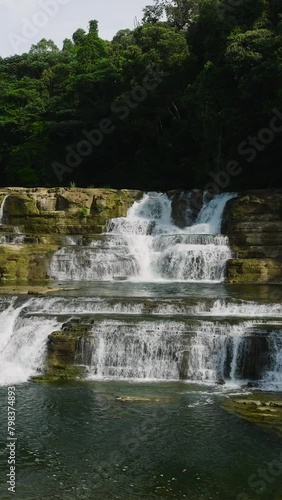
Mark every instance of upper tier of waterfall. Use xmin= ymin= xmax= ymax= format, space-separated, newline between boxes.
xmin=49 ymin=191 xmax=236 ymax=282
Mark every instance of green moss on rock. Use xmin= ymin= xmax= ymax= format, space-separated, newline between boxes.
xmin=226 ymin=258 xmax=282 ymax=283
xmin=0 ymin=244 xmax=58 ymax=282
xmin=33 ymin=320 xmax=92 ymax=383
xmin=6 ymin=194 xmax=39 ymax=217
xmin=32 ymin=365 xmax=85 ymax=383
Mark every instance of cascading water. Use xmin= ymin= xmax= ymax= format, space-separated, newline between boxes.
xmin=261 ymin=330 xmax=282 ymax=390
xmin=49 ymin=191 xmax=236 ymax=282
xmin=0 ymin=294 xmax=281 ymax=388
xmin=0 ymin=297 xmax=62 ymax=386
xmin=0 ymin=194 xmax=26 ymax=243
xmin=79 ymin=317 xmax=282 ymax=386
xmin=1 ymin=189 xmax=281 ymax=392
xmin=0 ymin=194 xmax=9 ymax=224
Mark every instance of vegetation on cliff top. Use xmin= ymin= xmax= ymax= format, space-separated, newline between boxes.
xmin=0 ymin=0 xmax=282 ymax=190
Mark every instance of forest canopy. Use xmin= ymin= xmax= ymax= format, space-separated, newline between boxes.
xmin=0 ymin=0 xmax=282 ymax=190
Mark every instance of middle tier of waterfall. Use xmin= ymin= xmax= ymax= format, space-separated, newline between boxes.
xmin=49 ymin=191 xmax=236 ymax=282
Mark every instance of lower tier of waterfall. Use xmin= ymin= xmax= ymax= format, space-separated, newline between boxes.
xmin=0 ymin=293 xmax=281 ymax=391
xmin=78 ymin=318 xmax=282 ymax=387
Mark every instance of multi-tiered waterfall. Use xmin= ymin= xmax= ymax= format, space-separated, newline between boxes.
xmin=49 ymin=192 xmax=235 ymax=282
xmin=0 ymin=191 xmax=281 ymax=391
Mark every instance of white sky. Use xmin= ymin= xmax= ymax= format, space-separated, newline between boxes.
xmin=0 ymin=0 xmax=149 ymax=57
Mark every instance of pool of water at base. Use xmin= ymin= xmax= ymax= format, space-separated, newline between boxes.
xmin=0 ymin=381 xmax=282 ymax=500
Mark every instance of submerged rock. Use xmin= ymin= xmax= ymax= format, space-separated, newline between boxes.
xmin=222 ymin=393 xmax=282 ymax=437
xmin=116 ymin=396 xmax=172 ymax=403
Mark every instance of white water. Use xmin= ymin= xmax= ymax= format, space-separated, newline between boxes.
xmin=49 ymin=192 xmax=235 ymax=282
xmin=81 ymin=318 xmax=271 ymax=384
xmin=0 ymin=294 xmax=281 ymax=388
xmin=1 ymin=189 xmax=281 ymax=391
xmin=82 ymin=320 xmax=186 ymax=381
xmin=0 ymin=298 xmax=62 ymax=386
xmin=18 ymin=295 xmax=282 ymax=320
xmin=0 ymin=194 xmax=9 ymax=224
xmin=196 ymin=299 xmax=282 ymax=318
xmin=0 ymin=194 xmax=26 ymax=243
xmin=261 ymin=331 xmax=282 ymax=390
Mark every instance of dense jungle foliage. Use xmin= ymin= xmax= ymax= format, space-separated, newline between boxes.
xmin=0 ymin=0 xmax=282 ymax=190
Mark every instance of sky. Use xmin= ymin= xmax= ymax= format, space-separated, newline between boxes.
xmin=0 ymin=0 xmax=149 ymax=58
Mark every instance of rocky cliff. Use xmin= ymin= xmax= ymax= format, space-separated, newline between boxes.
xmin=222 ymin=190 xmax=282 ymax=283
xmin=0 ymin=188 xmax=142 ymax=282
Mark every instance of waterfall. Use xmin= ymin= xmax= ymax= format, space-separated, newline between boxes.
xmin=195 ymin=192 xmax=236 ymax=234
xmin=0 ymin=194 xmax=26 ymax=243
xmin=0 ymin=194 xmax=9 ymax=224
xmin=0 ymin=294 xmax=281 ymax=389
xmin=81 ymin=320 xmax=186 ymax=381
xmin=0 ymin=297 xmax=62 ymax=386
xmin=49 ymin=191 xmax=235 ymax=282
xmin=261 ymin=331 xmax=282 ymax=390
xmin=1 ymin=189 xmax=281 ymax=392
xmin=79 ymin=319 xmax=268 ymax=384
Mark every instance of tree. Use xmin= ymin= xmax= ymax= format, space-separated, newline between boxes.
xmin=143 ymin=0 xmax=199 ymax=29
xmin=30 ymin=39 xmax=59 ymax=54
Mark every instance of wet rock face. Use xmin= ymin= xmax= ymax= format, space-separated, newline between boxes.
xmin=223 ymin=191 xmax=282 ymax=283
xmin=168 ymin=190 xmax=203 ymax=228
xmin=34 ymin=319 xmax=92 ymax=383
xmin=224 ymin=334 xmax=271 ymax=381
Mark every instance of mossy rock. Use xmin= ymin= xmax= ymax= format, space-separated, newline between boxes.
xmin=226 ymin=258 xmax=282 ymax=284
xmin=1 ymin=188 xmax=142 ymax=235
xmin=5 ymin=194 xmax=39 ymax=217
xmin=47 ymin=330 xmax=87 ymax=365
xmin=0 ymin=244 xmax=58 ymax=282
xmin=32 ymin=365 xmax=85 ymax=383
xmin=37 ymin=319 xmax=94 ymax=382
